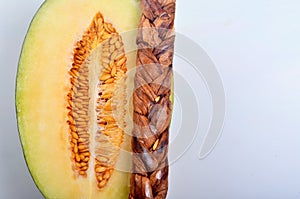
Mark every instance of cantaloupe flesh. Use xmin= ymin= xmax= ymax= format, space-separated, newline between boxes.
xmin=16 ymin=0 xmax=141 ymax=198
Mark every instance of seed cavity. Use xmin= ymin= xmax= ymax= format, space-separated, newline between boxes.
xmin=67 ymin=12 xmax=127 ymax=190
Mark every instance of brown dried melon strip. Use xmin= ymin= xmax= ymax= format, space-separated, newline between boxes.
xmin=130 ymin=0 xmax=176 ymax=198
xmin=67 ymin=12 xmax=127 ymax=190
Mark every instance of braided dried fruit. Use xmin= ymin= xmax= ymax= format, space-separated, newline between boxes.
xmin=130 ymin=0 xmax=176 ymax=198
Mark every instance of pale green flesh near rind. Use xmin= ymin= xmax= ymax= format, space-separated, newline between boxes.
xmin=16 ymin=1 xmax=51 ymax=198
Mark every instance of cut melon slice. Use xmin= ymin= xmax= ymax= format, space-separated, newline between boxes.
xmin=16 ymin=0 xmax=141 ymax=198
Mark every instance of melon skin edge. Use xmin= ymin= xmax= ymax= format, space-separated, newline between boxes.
xmin=16 ymin=1 xmax=51 ymax=198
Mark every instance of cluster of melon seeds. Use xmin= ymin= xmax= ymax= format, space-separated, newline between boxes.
xmin=95 ymin=34 xmax=127 ymax=189
xmin=130 ymin=0 xmax=176 ymax=198
xmin=67 ymin=12 xmax=127 ymax=190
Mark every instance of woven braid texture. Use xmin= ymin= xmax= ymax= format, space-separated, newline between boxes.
xmin=130 ymin=0 xmax=176 ymax=198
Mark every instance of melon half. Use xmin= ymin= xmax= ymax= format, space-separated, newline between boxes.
xmin=16 ymin=0 xmax=141 ymax=198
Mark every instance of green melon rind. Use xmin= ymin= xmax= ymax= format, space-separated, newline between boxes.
xmin=16 ymin=1 xmax=49 ymax=198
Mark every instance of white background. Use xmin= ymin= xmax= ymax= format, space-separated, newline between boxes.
xmin=1 ymin=0 xmax=300 ymax=198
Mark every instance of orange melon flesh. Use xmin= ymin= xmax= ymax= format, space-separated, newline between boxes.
xmin=16 ymin=0 xmax=141 ymax=198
